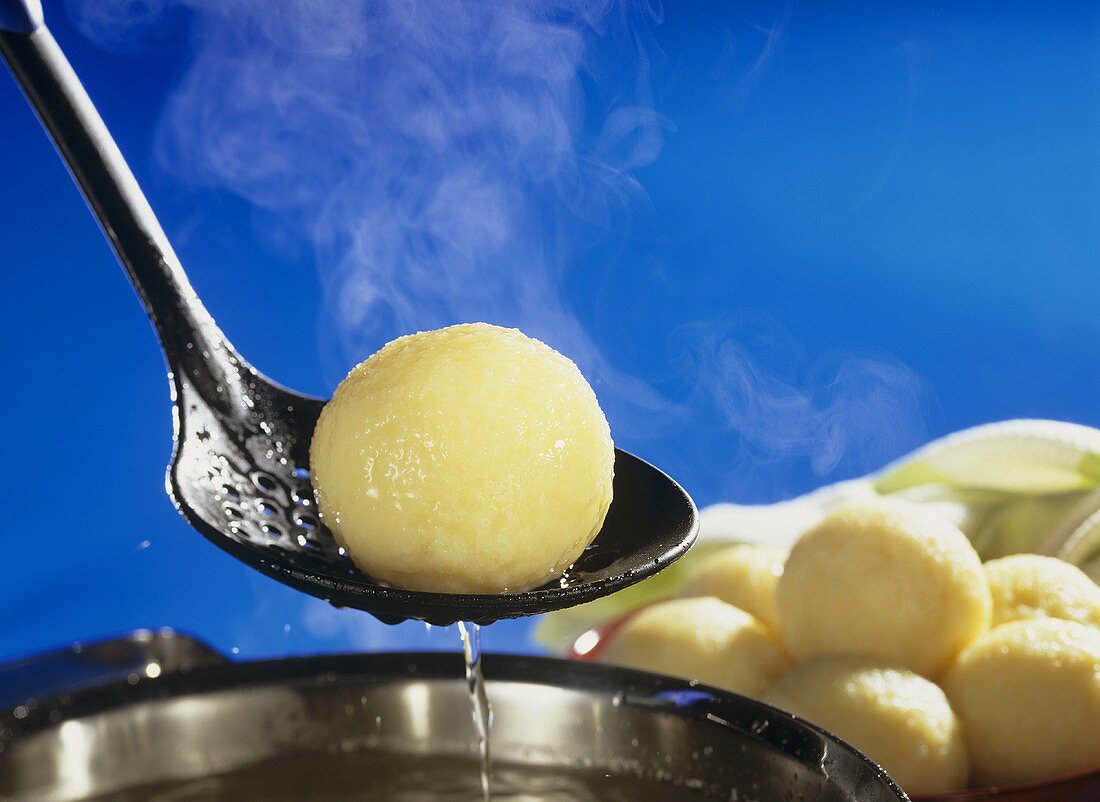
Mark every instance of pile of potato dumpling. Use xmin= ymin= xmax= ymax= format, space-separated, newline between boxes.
xmin=599 ymin=497 xmax=1100 ymax=796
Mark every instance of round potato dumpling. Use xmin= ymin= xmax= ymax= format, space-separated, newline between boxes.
xmin=776 ymin=499 xmax=991 ymax=677
xmin=310 ymin=323 xmax=614 ymax=594
xmin=765 ymin=656 xmax=968 ymax=795
xmin=984 ymin=554 xmax=1100 ymax=629
xmin=942 ymin=618 xmax=1100 ymax=787
xmin=681 ymin=543 xmax=785 ymax=632
xmin=600 ymin=597 xmax=789 ymax=697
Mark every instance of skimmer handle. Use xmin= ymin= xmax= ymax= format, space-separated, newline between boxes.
xmin=0 ymin=13 xmax=247 ymax=408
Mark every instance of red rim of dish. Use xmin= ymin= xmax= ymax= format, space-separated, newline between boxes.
xmin=568 ymin=607 xmax=1100 ymax=802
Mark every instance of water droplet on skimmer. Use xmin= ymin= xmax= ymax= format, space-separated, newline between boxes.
xmin=298 ymin=537 xmax=321 ymax=552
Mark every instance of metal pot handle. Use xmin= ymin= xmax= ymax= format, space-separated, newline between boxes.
xmin=0 ymin=629 xmax=228 ymax=710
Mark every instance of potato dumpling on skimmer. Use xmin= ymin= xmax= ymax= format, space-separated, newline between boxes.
xmin=942 ymin=618 xmax=1100 ymax=787
xmin=681 ymin=543 xmax=785 ymax=631
xmin=310 ymin=323 xmax=615 ymax=594
xmin=776 ymin=499 xmax=991 ymax=677
xmin=765 ymin=656 xmax=969 ymax=795
xmin=600 ymin=597 xmax=789 ymax=697
xmin=984 ymin=553 xmax=1100 ymax=629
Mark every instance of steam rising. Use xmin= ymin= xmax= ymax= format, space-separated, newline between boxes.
xmin=69 ymin=0 xmax=668 ymax=397
xmin=669 ymin=313 xmax=932 ymax=501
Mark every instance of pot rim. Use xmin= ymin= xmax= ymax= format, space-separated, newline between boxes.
xmin=0 ymin=631 xmax=907 ymax=802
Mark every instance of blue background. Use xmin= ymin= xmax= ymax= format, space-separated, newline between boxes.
xmin=2 ymin=1 xmax=1098 ymax=661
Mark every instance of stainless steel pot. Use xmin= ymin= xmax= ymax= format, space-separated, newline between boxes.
xmin=0 ymin=631 xmax=907 ymax=801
